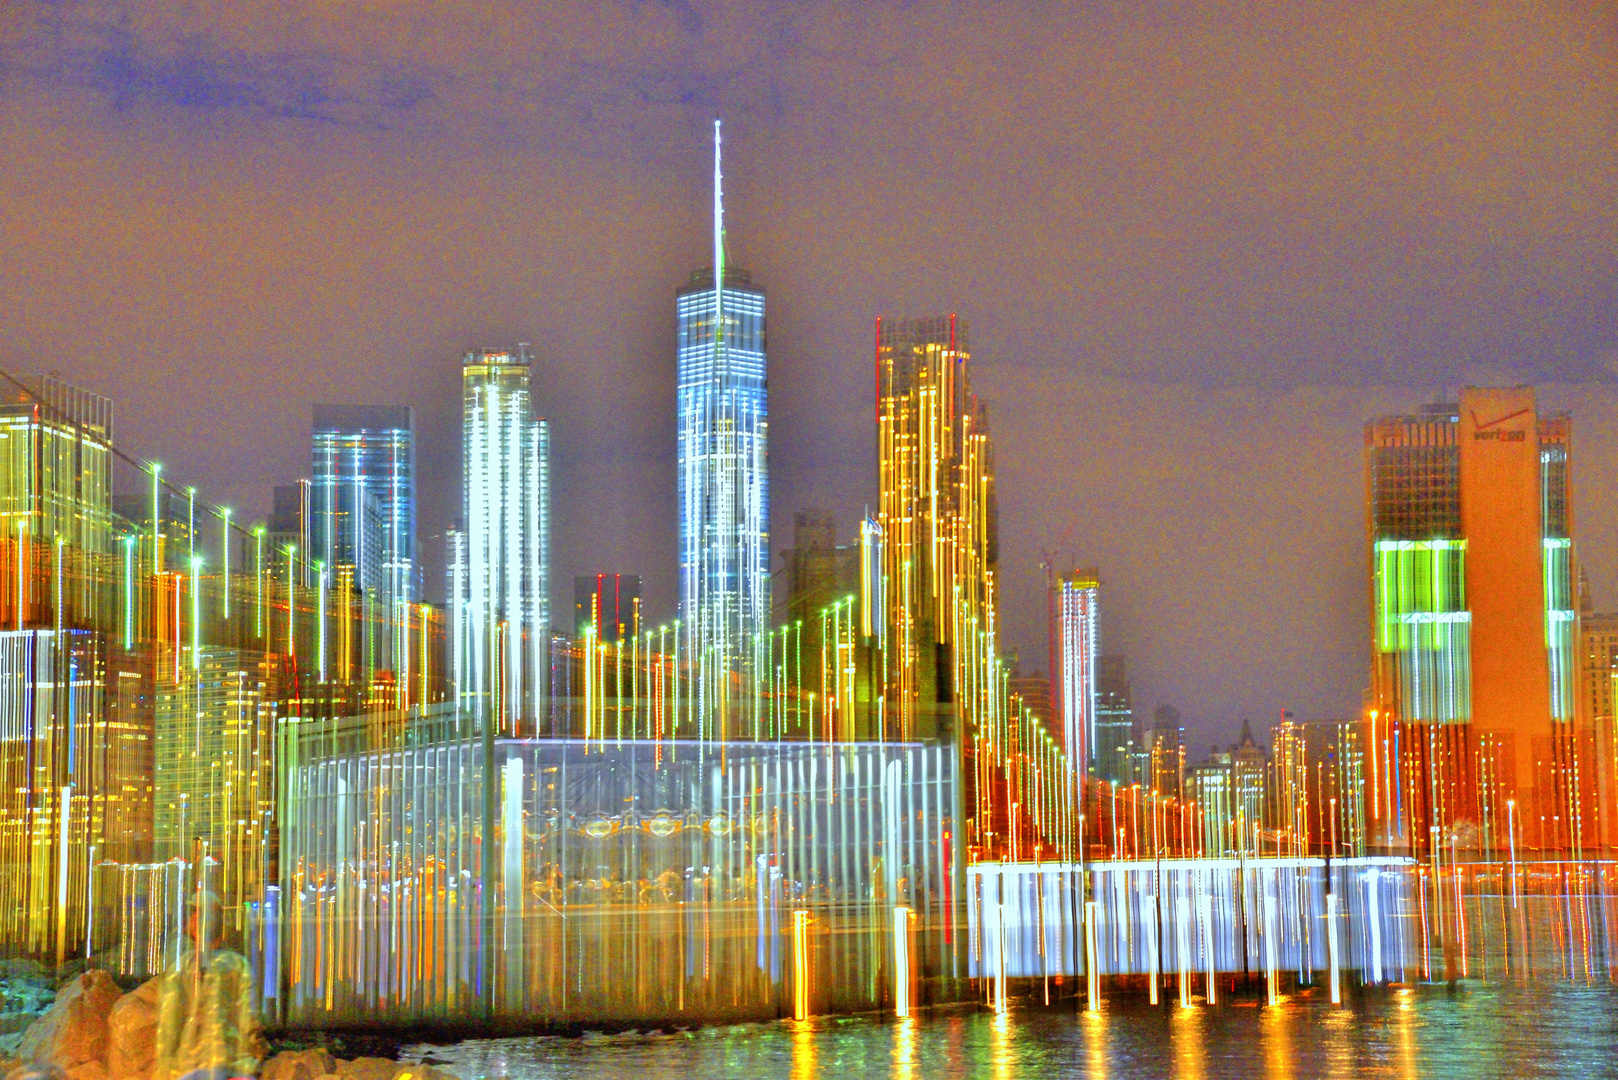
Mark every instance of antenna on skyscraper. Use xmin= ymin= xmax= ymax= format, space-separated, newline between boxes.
xmin=713 ymin=117 xmax=725 ymax=353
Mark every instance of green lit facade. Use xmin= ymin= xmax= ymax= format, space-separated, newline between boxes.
xmin=1368 ymin=402 xmax=1576 ymax=727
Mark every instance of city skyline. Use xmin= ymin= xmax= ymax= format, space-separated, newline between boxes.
xmin=9 ymin=3 xmax=1618 ymax=754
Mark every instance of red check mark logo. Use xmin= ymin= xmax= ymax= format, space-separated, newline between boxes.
xmin=1472 ymin=407 xmax=1530 ymax=431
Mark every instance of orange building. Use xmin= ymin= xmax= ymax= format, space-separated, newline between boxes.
xmin=1365 ymin=387 xmax=1589 ymax=856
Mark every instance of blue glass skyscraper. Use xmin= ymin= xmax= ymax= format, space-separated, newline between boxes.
xmin=311 ymin=404 xmax=417 ymax=682
xmin=311 ymin=404 xmax=416 ymax=603
xmin=447 ymin=346 xmax=551 ymax=732
xmin=677 ymin=121 xmax=769 ymax=724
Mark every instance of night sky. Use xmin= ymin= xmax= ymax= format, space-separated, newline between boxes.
xmin=4 ymin=3 xmax=1616 ymax=753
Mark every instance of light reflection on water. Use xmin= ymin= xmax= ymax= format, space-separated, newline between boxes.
xmin=417 ymin=982 xmax=1618 ymax=1079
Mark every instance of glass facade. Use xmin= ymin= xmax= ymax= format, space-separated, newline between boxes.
xmin=311 ymin=404 xmax=417 ymax=603
xmin=676 ymin=270 xmax=769 ymax=719
xmin=1541 ymin=434 xmax=1574 ymax=721
xmin=1374 ymin=539 xmax=1472 ymax=723
xmin=450 ymin=348 xmax=551 ymax=732
xmin=1057 ymin=572 xmax=1099 ymax=772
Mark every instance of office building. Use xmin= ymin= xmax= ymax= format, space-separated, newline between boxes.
xmin=1094 ymin=655 xmax=1133 ymax=784
xmin=1140 ymin=703 xmax=1185 ymax=799
xmin=1054 ymin=570 xmax=1100 ymax=770
xmin=152 ymin=646 xmax=277 ymax=916
xmin=1270 ymin=716 xmax=1308 ymax=854
xmin=677 ymin=121 xmax=769 ymax=724
xmin=1007 ymin=668 xmax=1053 ymax=732
xmin=311 ymin=404 xmax=417 ymax=603
xmin=1300 ymin=717 xmax=1368 ymax=857
xmin=1186 ymin=751 xmax=1233 ymax=857
xmin=0 ymin=376 xmax=115 ymax=631
xmin=1581 ymin=613 xmax=1618 ymax=852
xmin=1231 ymin=721 xmax=1267 ymax=855
xmin=784 ymin=512 xmax=860 ymax=626
xmin=876 ymin=313 xmax=1030 ymax=857
xmin=448 ymin=346 xmax=551 ymax=732
xmin=783 ymin=512 xmax=869 ymax=733
xmin=266 ymin=481 xmax=312 ymax=587
xmin=1366 ymin=387 xmax=1581 ymax=854
xmin=876 ymin=315 xmax=996 ymax=745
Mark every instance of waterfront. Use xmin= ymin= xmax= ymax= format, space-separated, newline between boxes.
xmin=416 ymin=981 xmax=1618 ymax=1078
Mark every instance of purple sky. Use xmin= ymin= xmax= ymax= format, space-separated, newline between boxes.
xmin=4 ymin=2 xmax=1617 ymax=750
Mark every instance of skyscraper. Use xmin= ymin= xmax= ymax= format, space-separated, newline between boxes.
xmin=449 ymin=346 xmax=551 ymax=731
xmin=677 ymin=121 xmax=769 ymax=723
xmin=1366 ymin=387 xmax=1580 ymax=854
xmin=311 ymin=405 xmax=417 ymax=603
xmin=876 ymin=315 xmax=996 ymax=746
xmin=877 ymin=313 xmax=1027 ymax=857
xmin=1579 ymin=610 xmax=1618 ymax=853
xmin=1055 ymin=570 xmax=1100 ymax=771
xmin=1186 ymin=750 xmax=1233 ymax=857
xmin=1094 ymin=656 xmax=1134 ymax=784
xmin=1140 ymin=703 xmax=1185 ymax=799
xmin=0 ymin=375 xmax=114 ymax=556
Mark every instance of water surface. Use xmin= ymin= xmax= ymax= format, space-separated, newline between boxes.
xmin=413 ymin=981 xmax=1618 ymax=1078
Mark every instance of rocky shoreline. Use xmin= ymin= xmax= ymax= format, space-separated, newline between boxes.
xmin=0 ymin=970 xmax=463 ymax=1080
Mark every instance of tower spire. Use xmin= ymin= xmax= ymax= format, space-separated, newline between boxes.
xmin=713 ymin=118 xmax=725 ymax=348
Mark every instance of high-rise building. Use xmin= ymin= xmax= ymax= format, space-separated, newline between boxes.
xmin=1094 ymin=655 xmax=1134 ymax=784
xmin=152 ymin=646 xmax=277 ymax=913
xmin=1055 ymin=570 xmax=1100 ymax=771
xmin=0 ymin=375 xmax=115 ymax=631
xmin=783 ymin=512 xmax=866 ymax=727
xmin=575 ymin=574 xmax=641 ymax=644
xmin=1581 ymin=612 xmax=1618 ymax=852
xmin=448 ymin=346 xmax=551 ymax=732
xmin=876 ymin=315 xmax=996 ymax=746
xmin=0 ymin=630 xmax=121 ymax=961
xmin=1366 ymin=388 xmax=1581 ymax=854
xmin=266 ymin=481 xmax=312 ymax=587
xmin=311 ymin=405 xmax=417 ymax=603
xmin=1140 ymin=703 xmax=1185 ymax=800
xmin=0 ymin=375 xmax=114 ymax=558
xmin=677 ymin=122 xmax=769 ymax=724
xmin=1300 ymin=717 xmax=1368 ymax=857
xmin=1186 ymin=750 xmax=1233 ymax=857
xmin=1231 ymin=720 xmax=1267 ymax=855
xmin=784 ymin=512 xmax=859 ymax=626
xmin=1270 ymin=715 xmax=1308 ymax=854
xmin=1007 ymin=667 xmax=1053 ymax=732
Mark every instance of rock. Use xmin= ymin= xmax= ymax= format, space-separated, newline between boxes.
xmin=61 ymin=1064 xmax=103 ymax=1080
xmin=260 ymin=1048 xmax=337 ymax=1080
xmin=15 ymin=972 xmax=121 ymax=1071
xmin=4 ymin=1065 xmax=66 ymax=1080
xmin=334 ymin=1057 xmax=400 ymax=1080
xmin=395 ymin=1068 xmax=460 ymax=1080
xmin=103 ymin=977 xmax=161 ymax=1080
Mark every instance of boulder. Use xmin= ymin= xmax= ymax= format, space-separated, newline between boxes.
xmin=16 ymin=973 xmax=121 ymax=1071
xmin=392 ymin=1067 xmax=460 ymax=1080
xmin=4 ymin=1065 xmax=66 ymax=1080
xmin=334 ymin=1058 xmax=399 ymax=1080
xmin=260 ymin=1048 xmax=337 ymax=1080
xmin=103 ymin=978 xmax=162 ymax=1080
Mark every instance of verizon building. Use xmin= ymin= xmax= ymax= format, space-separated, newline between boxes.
xmin=1365 ymin=387 xmax=1590 ymax=856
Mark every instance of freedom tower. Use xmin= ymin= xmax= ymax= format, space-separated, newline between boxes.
xmin=676 ymin=121 xmax=769 ymax=728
